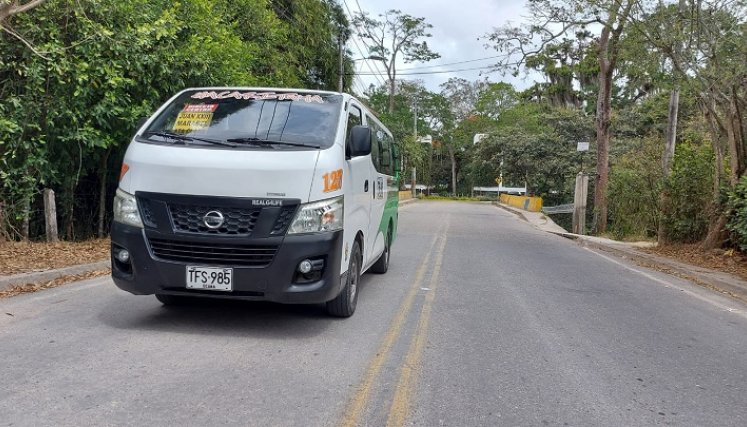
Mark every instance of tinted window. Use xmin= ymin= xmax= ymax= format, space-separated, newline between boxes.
xmin=345 ymin=106 xmax=363 ymax=156
xmin=369 ymin=119 xmax=393 ymax=175
xmin=141 ymin=90 xmax=343 ymax=148
xmin=379 ymin=130 xmax=393 ymax=175
xmin=346 ymin=106 xmax=362 ymax=141
xmin=370 ymin=120 xmax=382 ymax=171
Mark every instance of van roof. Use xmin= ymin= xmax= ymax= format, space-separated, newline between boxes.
xmin=178 ymin=87 xmax=388 ymax=134
xmin=181 ymin=87 xmax=356 ymax=99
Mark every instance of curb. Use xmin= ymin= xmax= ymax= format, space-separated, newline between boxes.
xmin=399 ymin=198 xmax=417 ymax=206
xmin=492 ymin=201 xmax=528 ymax=222
xmin=0 ymin=260 xmax=110 ymax=292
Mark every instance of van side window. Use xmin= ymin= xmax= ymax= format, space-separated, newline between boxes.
xmin=346 ymin=106 xmax=362 ymax=146
xmin=379 ymin=131 xmax=393 ymax=175
xmin=369 ymin=119 xmax=381 ymax=171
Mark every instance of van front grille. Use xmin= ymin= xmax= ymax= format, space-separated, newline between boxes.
xmin=271 ymin=206 xmax=298 ymax=235
xmin=135 ymin=192 xmax=300 ymax=238
xmin=148 ymin=238 xmax=278 ymax=267
xmin=169 ymin=204 xmax=261 ymax=235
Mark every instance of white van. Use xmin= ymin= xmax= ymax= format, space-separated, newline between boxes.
xmin=111 ymin=88 xmax=400 ymax=317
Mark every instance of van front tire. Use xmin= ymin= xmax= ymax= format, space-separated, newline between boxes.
xmin=326 ymin=241 xmax=361 ymax=317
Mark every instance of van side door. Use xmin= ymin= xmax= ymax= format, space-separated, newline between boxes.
xmin=345 ymin=104 xmax=372 ymax=263
xmin=366 ymin=119 xmax=392 ymax=265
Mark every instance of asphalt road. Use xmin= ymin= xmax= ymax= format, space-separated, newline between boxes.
xmin=2 ymin=201 xmax=747 ymax=426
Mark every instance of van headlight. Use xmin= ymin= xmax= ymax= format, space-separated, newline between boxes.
xmin=113 ymin=188 xmax=143 ymax=228
xmin=288 ymin=196 xmax=343 ymax=234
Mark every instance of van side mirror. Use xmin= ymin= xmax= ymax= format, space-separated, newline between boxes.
xmin=349 ymin=125 xmax=372 ymax=157
xmin=392 ymin=143 xmax=402 ymax=173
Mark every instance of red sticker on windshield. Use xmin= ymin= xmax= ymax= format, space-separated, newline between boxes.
xmin=182 ymin=104 xmax=218 ymax=113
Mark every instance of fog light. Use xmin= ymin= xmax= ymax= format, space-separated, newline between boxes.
xmin=298 ymin=259 xmax=312 ymax=274
xmin=116 ymin=249 xmax=130 ymax=263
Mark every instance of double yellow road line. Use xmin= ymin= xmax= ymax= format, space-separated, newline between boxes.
xmin=341 ymin=216 xmax=450 ymax=427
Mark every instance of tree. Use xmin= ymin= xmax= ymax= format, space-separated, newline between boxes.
xmin=487 ymin=0 xmax=639 ymax=233
xmin=470 ymin=102 xmax=593 ymax=202
xmin=0 ymin=0 xmax=357 ymax=241
xmin=475 ymin=82 xmax=519 ymax=118
xmin=440 ymin=78 xmax=486 ymax=193
xmin=0 ymin=0 xmax=47 ymax=57
xmin=631 ymin=0 xmax=747 ymax=248
xmin=362 ymin=80 xmax=441 ymax=189
xmin=353 ymin=9 xmax=439 ymax=113
xmin=270 ymin=0 xmax=352 ymax=90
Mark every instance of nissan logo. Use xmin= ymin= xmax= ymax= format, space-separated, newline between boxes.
xmin=203 ymin=210 xmax=225 ymax=229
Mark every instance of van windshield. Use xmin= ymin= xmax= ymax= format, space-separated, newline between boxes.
xmin=139 ymin=90 xmax=343 ymax=149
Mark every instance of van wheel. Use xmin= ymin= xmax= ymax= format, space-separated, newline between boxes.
xmin=371 ymin=227 xmax=391 ymax=274
xmin=326 ymin=241 xmax=361 ymax=317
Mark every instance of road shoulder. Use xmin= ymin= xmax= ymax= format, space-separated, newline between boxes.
xmin=493 ymin=201 xmax=747 ymax=304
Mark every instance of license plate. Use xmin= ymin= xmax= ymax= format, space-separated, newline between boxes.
xmin=186 ymin=266 xmax=233 ymax=291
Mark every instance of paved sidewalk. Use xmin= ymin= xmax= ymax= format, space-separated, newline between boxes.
xmin=494 ymin=202 xmax=747 ymax=303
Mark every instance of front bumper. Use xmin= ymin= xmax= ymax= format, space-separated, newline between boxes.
xmin=110 ymin=222 xmax=345 ymax=304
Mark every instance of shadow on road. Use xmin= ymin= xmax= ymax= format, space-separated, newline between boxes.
xmin=97 ymin=276 xmax=375 ymax=339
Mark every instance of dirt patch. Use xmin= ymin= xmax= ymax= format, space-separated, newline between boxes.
xmin=642 ymin=244 xmax=747 ymax=282
xmin=0 ymin=239 xmax=110 ymax=275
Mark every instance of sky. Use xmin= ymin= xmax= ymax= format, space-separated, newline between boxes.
xmin=345 ymin=0 xmax=538 ymax=94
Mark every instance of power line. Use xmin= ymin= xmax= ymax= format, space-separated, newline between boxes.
xmin=340 ymin=0 xmax=387 ymax=86
xmin=344 ymin=3 xmax=386 ymax=86
xmin=341 ymin=0 xmax=387 ymax=86
xmin=352 ymin=64 xmax=497 ymax=76
xmin=394 ymin=55 xmax=505 ymax=72
xmin=351 ymin=36 xmax=386 ymax=85
xmin=353 ymin=77 xmax=369 ymax=95
xmin=351 ymin=0 xmax=389 ymax=78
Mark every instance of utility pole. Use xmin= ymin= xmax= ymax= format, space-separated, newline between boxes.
xmin=573 ymin=173 xmax=589 ymax=235
xmin=573 ymin=141 xmax=590 ymax=235
xmin=411 ymin=167 xmax=417 ymax=198
xmin=337 ymin=29 xmax=344 ymax=92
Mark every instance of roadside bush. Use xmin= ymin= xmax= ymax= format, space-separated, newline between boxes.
xmin=607 ymin=137 xmax=662 ymax=240
xmin=662 ymin=143 xmax=714 ymax=242
xmin=726 ymin=176 xmax=747 ymax=251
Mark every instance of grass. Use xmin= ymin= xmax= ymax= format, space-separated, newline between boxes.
xmin=417 ymin=195 xmax=497 ymax=202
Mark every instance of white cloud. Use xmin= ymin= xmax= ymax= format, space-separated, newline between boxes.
xmin=349 ymin=0 xmax=539 ymax=93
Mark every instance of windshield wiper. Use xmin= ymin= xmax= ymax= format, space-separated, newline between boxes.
xmin=225 ymin=137 xmax=320 ymax=149
xmin=143 ymin=131 xmax=239 ymax=147
xmin=143 ymin=131 xmax=192 ymax=143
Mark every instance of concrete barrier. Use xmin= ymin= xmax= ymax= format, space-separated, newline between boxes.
xmin=399 ymin=190 xmax=413 ymax=200
xmin=500 ymin=194 xmax=543 ymax=212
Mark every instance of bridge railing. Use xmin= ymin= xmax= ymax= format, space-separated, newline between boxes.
xmin=542 ymin=203 xmax=574 ymax=214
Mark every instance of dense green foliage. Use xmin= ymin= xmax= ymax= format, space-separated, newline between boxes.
xmin=607 ymin=137 xmax=662 ymax=239
xmin=0 ymin=0 xmax=351 ymax=240
xmin=663 ymin=143 xmax=715 ymax=242
xmin=727 ymin=177 xmax=747 ymax=251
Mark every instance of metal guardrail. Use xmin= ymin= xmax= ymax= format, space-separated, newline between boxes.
xmin=542 ymin=203 xmax=574 ymax=214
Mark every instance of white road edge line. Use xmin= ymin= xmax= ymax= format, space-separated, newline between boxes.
xmin=584 ymin=247 xmax=747 ymax=320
